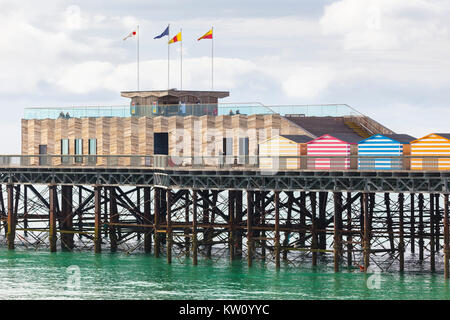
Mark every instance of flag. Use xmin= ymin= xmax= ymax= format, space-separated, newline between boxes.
xmin=169 ymin=32 xmax=182 ymax=44
xmin=198 ymin=29 xmax=213 ymax=41
xmin=154 ymin=25 xmax=169 ymax=39
xmin=123 ymin=29 xmax=137 ymax=41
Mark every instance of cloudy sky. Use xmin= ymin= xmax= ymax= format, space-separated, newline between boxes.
xmin=1 ymin=0 xmax=449 ymax=153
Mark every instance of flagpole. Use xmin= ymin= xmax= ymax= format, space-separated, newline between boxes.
xmin=180 ymin=28 xmax=183 ymax=90
xmin=168 ymin=24 xmax=170 ymax=91
xmin=211 ymin=26 xmax=214 ymax=90
xmin=137 ymin=25 xmax=140 ymax=91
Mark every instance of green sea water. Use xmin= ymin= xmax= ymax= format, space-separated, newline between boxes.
xmin=0 ymin=248 xmax=449 ymax=300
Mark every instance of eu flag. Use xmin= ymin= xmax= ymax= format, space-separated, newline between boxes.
xmin=154 ymin=25 xmax=169 ymax=39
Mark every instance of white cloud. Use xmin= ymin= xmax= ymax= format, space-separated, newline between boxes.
xmin=281 ymin=67 xmax=335 ymax=99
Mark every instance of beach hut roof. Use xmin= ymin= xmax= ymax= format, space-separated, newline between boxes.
xmin=411 ymin=133 xmax=450 ymax=144
xmin=435 ymin=133 xmax=450 ymax=140
xmin=359 ymin=134 xmax=416 ymax=144
xmin=280 ymin=135 xmax=312 ymax=143
xmin=307 ymin=133 xmax=361 ymax=144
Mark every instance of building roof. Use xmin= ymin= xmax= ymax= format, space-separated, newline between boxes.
xmin=328 ymin=133 xmax=362 ymax=144
xmin=121 ymin=89 xmax=230 ymax=99
xmin=280 ymin=135 xmax=313 ymax=143
xmin=435 ymin=133 xmax=450 ymax=140
xmin=372 ymin=134 xmax=417 ymax=144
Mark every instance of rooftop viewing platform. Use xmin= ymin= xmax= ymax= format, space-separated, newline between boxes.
xmin=23 ymin=103 xmax=362 ymax=120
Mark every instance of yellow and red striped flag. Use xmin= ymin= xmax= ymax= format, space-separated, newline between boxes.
xmin=169 ymin=32 xmax=182 ymax=44
xmin=198 ymin=29 xmax=213 ymax=41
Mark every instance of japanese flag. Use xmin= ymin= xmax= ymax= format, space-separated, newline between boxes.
xmin=123 ymin=29 xmax=137 ymax=41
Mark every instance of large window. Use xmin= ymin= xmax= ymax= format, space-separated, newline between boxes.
xmin=88 ymin=139 xmax=97 ymax=155
xmin=74 ymin=139 xmax=83 ymax=163
xmin=239 ymin=137 xmax=249 ymax=164
xmin=88 ymin=138 xmax=97 ymax=165
xmin=61 ymin=139 xmax=69 ymax=164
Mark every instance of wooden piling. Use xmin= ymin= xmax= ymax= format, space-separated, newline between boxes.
xmin=109 ymin=187 xmax=118 ymax=253
xmin=410 ymin=193 xmax=415 ymax=254
xmin=184 ymin=190 xmax=190 ymax=257
xmin=192 ymin=190 xmax=198 ymax=265
xmin=430 ymin=193 xmax=435 ymax=272
xmin=166 ymin=189 xmax=172 ymax=264
xmin=6 ymin=184 xmax=15 ymax=250
xmin=418 ymin=193 xmax=424 ymax=261
xmin=247 ymin=190 xmax=253 ymax=267
xmin=61 ymin=185 xmax=73 ymax=251
xmin=444 ymin=194 xmax=449 ymax=279
xmin=310 ymin=192 xmax=318 ymax=266
xmin=154 ymin=187 xmax=161 ymax=258
xmin=94 ymin=185 xmax=102 ymax=253
xmin=346 ymin=192 xmax=352 ymax=267
xmin=399 ymin=193 xmax=405 ymax=272
xmin=363 ymin=192 xmax=370 ymax=272
xmin=274 ymin=191 xmax=281 ymax=269
xmin=228 ymin=190 xmax=235 ymax=260
xmin=333 ymin=192 xmax=342 ymax=272
xmin=49 ymin=185 xmax=57 ymax=253
xmin=143 ymin=187 xmax=152 ymax=253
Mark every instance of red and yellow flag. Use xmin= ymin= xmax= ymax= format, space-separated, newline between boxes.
xmin=198 ymin=29 xmax=213 ymax=41
xmin=169 ymin=32 xmax=182 ymax=44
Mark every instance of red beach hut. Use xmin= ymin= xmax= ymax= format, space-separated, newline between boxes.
xmin=306 ymin=133 xmax=360 ymax=169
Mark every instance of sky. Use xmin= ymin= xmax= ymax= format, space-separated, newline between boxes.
xmin=1 ymin=0 xmax=449 ymax=153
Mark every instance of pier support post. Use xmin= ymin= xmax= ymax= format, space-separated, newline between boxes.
xmin=143 ymin=187 xmax=152 ymax=253
xmin=399 ymin=193 xmax=405 ymax=272
xmin=61 ymin=185 xmax=73 ymax=251
xmin=333 ymin=192 xmax=342 ymax=272
xmin=311 ymin=192 xmax=318 ymax=266
xmin=444 ymin=194 xmax=449 ymax=279
xmin=435 ymin=194 xmax=441 ymax=253
xmin=184 ymin=190 xmax=190 ymax=257
xmin=235 ymin=190 xmax=243 ymax=259
xmin=384 ymin=193 xmax=395 ymax=253
xmin=410 ymin=193 xmax=415 ymax=254
xmin=23 ymin=186 xmax=28 ymax=238
xmin=109 ymin=187 xmax=118 ymax=253
xmin=6 ymin=184 xmax=15 ymax=250
xmin=346 ymin=192 xmax=352 ymax=267
xmin=166 ymin=189 xmax=172 ymax=264
xmin=363 ymin=192 xmax=370 ymax=272
xmin=299 ymin=192 xmax=306 ymax=248
xmin=228 ymin=190 xmax=235 ymax=260
xmin=154 ymin=187 xmax=161 ymax=258
xmin=247 ymin=190 xmax=253 ymax=267
xmin=49 ymin=185 xmax=57 ymax=253
xmin=192 ymin=190 xmax=198 ymax=265
xmin=274 ymin=191 xmax=281 ymax=269
xmin=430 ymin=193 xmax=435 ymax=272
xmin=418 ymin=193 xmax=424 ymax=261
xmin=261 ymin=191 xmax=267 ymax=259
xmin=318 ymin=192 xmax=327 ymax=252
xmin=283 ymin=192 xmax=293 ymax=261
xmin=94 ymin=185 xmax=102 ymax=253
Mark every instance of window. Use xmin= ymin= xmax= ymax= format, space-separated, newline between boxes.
xmin=74 ymin=139 xmax=83 ymax=163
xmin=88 ymin=138 xmax=97 ymax=165
xmin=88 ymin=139 xmax=97 ymax=155
xmin=239 ymin=137 xmax=249 ymax=164
xmin=61 ymin=139 xmax=69 ymax=164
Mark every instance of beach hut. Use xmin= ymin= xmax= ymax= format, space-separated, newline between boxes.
xmin=306 ymin=133 xmax=360 ymax=170
xmin=410 ymin=133 xmax=450 ymax=170
xmin=358 ymin=134 xmax=416 ymax=170
xmin=259 ymin=135 xmax=311 ymax=170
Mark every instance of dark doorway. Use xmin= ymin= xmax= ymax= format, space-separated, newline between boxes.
xmin=154 ymin=133 xmax=169 ymax=155
xmin=39 ymin=144 xmax=47 ymax=165
xmin=223 ymin=138 xmax=233 ymax=156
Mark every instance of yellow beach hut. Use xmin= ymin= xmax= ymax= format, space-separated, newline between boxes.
xmin=259 ymin=135 xmax=312 ymax=170
xmin=410 ymin=133 xmax=450 ymax=170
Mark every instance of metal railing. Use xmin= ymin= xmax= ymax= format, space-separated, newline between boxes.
xmin=0 ymin=155 xmax=449 ymax=171
xmin=23 ymin=103 xmax=359 ymax=120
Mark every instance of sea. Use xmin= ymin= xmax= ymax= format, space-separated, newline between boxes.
xmin=0 ymin=248 xmax=449 ymax=300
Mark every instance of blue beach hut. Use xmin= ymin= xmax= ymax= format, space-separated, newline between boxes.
xmin=358 ymin=134 xmax=416 ymax=170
